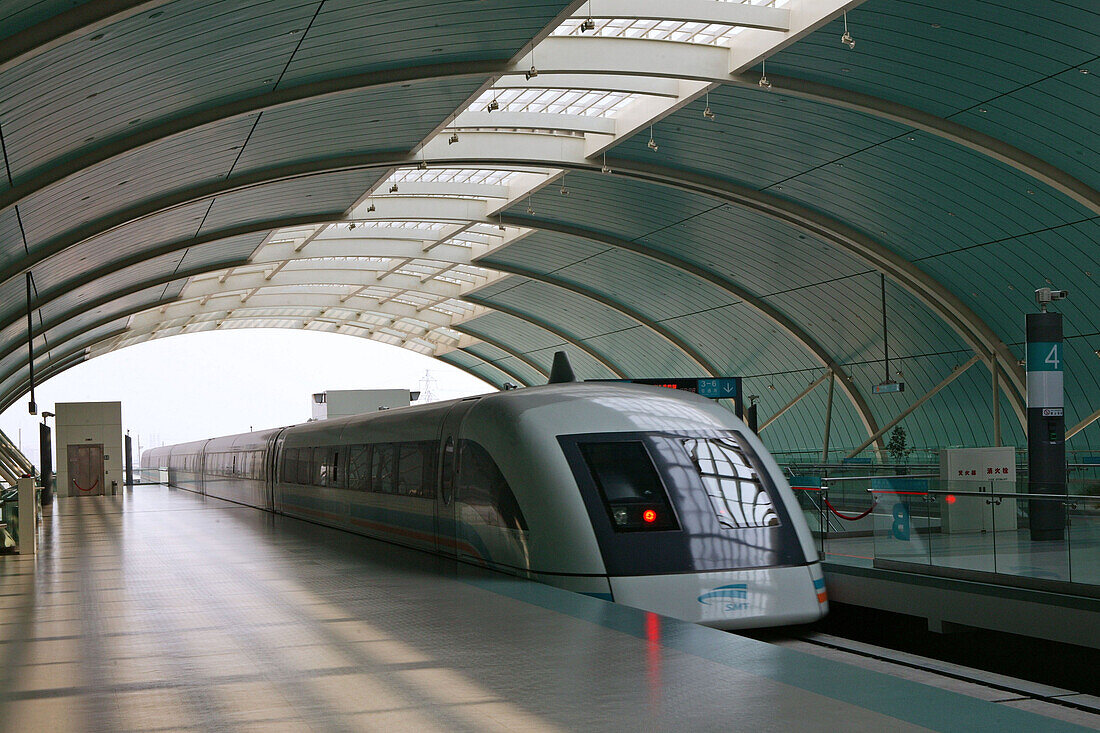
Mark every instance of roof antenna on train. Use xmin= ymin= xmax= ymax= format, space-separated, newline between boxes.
xmin=547 ymin=350 xmax=577 ymax=384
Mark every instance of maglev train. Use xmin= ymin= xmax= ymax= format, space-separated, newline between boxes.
xmin=142 ymin=380 xmax=827 ymax=628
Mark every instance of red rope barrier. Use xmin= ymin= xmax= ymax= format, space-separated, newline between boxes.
xmin=73 ymin=479 xmax=99 ymax=493
xmin=823 ymin=497 xmax=876 ymax=521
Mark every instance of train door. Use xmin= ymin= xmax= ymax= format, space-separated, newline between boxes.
xmin=266 ymin=430 xmax=287 ymax=512
xmin=68 ymin=444 xmax=105 ymax=496
xmin=435 ymin=399 xmax=478 ymax=556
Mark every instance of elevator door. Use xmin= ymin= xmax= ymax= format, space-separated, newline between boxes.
xmin=68 ymin=444 xmax=105 ymax=496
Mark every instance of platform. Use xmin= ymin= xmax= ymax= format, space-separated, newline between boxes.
xmin=0 ymin=487 xmax=1092 ymax=732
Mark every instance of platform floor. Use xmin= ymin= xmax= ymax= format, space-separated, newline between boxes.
xmin=0 ymin=487 xmax=1092 ymax=732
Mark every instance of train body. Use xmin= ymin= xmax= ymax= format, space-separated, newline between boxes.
xmin=142 ymin=382 xmax=827 ymax=628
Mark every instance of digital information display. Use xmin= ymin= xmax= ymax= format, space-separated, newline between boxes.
xmin=590 ymin=377 xmax=743 ymax=417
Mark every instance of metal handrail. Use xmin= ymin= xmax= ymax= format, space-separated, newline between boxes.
xmin=823 ymin=473 xmax=935 ymax=483
xmin=866 ymin=488 xmax=1099 ymax=501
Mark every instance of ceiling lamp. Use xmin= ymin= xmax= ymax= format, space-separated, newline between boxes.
xmin=841 ymin=13 xmax=855 ymax=49
xmin=448 ymin=131 xmax=459 ymax=145
xmin=486 ymin=98 xmax=499 ymax=112
xmin=367 ymin=202 xmax=376 ymax=212
xmin=389 ymin=183 xmax=399 ymax=193
xmin=581 ymin=17 xmax=595 ymax=31
xmin=703 ymin=92 xmax=715 ymax=120
xmin=759 ymin=60 xmax=772 ymax=89
xmin=601 ymin=153 xmax=611 ymax=174
xmin=526 ymin=196 xmax=534 ymax=215
xmin=647 ymin=126 xmax=658 ymax=152
xmin=559 ymin=173 xmax=569 ymax=196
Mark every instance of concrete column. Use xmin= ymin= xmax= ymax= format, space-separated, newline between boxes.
xmin=1026 ymin=311 xmax=1066 ymax=541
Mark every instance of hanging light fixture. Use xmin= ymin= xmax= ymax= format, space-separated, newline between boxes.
xmin=486 ymin=98 xmax=499 ymax=112
xmin=525 ymin=65 xmax=539 ymax=80
xmin=703 ymin=92 xmax=715 ymax=120
xmin=448 ymin=131 xmax=459 ymax=145
xmin=559 ymin=172 xmax=569 ymax=196
xmin=601 ymin=153 xmax=611 ymax=174
xmin=759 ymin=60 xmax=772 ymax=89
xmin=526 ymin=196 xmax=534 ymax=215
xmin=389 ymin=183 xmax=399 ymax=193
xmin=581 ymin=2 xmax=595 ymax=31
xmin=841 ymin=13 xmax=855 ymax=49
xmin=367 ymin=202 xmax=376 ymax=212
xmin=647 ymin=126 xmax=658 ymax=151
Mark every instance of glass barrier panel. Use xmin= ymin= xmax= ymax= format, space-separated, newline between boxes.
xmin=929 ymin=491 xmax=995 ymax=574
xmin=871 ymin=491 xmax=929 ymax=565
xmin=1068 ymin=495 xmax=1100 ymax=586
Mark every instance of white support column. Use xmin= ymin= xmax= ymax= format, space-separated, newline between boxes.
xmin=17 ymin=475 xmax=36 ymax=555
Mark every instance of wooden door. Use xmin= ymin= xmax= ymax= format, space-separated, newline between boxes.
xmin=68 ymin=444 xmax=105 ymax=496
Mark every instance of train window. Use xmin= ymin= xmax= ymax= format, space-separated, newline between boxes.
xmin=346 ymin=444 xmax=371 ymax=491
xmin=457 ymin=441 xmax=528 ymax=531
xmin=281 ymin=449 xmax=296 ymax=483
xmin=682 ymin=436 xmax=779 ymax=529
xmin=396 ymin=443 xmax=422 ymax=496
xmin=578 ymin=442 xmax=678 ymax=532
xmin=314 ymin=447 xmax=333 ymax=486
xmin=372 ymin=444 xmax=396 ymax=493
xmin=297 ymin=448 xmax=313 ymax=485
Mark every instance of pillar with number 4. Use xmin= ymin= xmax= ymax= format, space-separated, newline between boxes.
xmin=1026 ymin=311 xmax=1066 ymax=541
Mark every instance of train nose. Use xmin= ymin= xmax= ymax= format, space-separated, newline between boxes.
xmin=608 ymin=564 xmax=828 ymax=629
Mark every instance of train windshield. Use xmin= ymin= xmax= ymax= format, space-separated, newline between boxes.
xmin=681 ymin=435 xmax=779 ymax=528
xmin=578 ymin=441 xmax=679 ymax=532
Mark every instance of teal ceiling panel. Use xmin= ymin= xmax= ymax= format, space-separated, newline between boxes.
xmin=281 ymin=0 xmax=570 ymax=83
xmin=17 ymin=200 xmax=213 ymax=293
xmin=0 ymin=0 xmax=316 ymax=177
xmin=768 ymin=1 xmax=1099 ymax=119
xmin=660 ymin=302 xmax=819 ymax=376
xmin=0 ymin=1 xmax=96 ymax=42
xmin=584 ymin=328 xmax=703 ymax=378
xmin=614 ymin=85 xmax=907 ymax=189
xmin=0 ymin=209 xmax=21 ymax=262
xmin=197 ymin=169 xmax=382 ymax=234
xmin=233 ymin=78 xmax=486 ymax=172
xmin=0 ymin=199 xmax=213 ymax=318
xmin=438 ymin=350 xmax=506 ymax=389
xmin=774 ymin=131 xmax=1091 ymax=261
xmin=516 ymin=174 xmax=723 ymax=243
xmin=460 ymin=310 xmax=562 ymax=353
xmin=480 ymin=229 xmax=612 ymax=273
xmin=951 ymin=68 xmax=1100 ymax=194
xmin=914 ymin=219 xmax=1100 ymax=342
xmin=483 ymin=242 xmax=740 ymax=321
xmin=463 ymin=342 xmax=543 ymax=386
xmin=472 ymin=278 xmax=638 ymax=340
xmin=514 ymin=172 xmax=871 ymax=294
xmin=16 ymin=116 xmax=256 ymax=247
xmin=459 ymin=310 xmax=615 ymax=381
xmin=0 ymin=317 xmax=127 ymax=412
xmin=763 ymin=271 xmax=970 ymax=366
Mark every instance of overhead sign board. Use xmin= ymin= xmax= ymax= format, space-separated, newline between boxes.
xmin=590 ymin=377 xmax=743 ymax=416
xmin=873 ymin=381 xmax=905 ymax=394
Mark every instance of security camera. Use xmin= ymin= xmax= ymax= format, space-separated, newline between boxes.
xmin=1035 ymin=287 xmax=1068 ymax=304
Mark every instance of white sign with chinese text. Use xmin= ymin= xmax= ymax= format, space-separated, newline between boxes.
xmin=939 ymin=447 xmax=1017 ymax=533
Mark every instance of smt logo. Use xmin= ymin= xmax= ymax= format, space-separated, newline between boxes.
xmin=697 ymin=583 xmax=749 ymax=609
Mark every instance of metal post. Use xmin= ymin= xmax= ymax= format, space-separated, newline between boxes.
xmin=125 ymin=434 xmax=134 ymax=488
xmin=821 ymin=371 xmax=835 ymax=462
xmin=1026 ymin=311 xmax=1066 ymax=541
xmin=847 ymin=354 xmax=982 ymax=458
xmin=26 ymin=272 xmax=36 ymax=416
xmin=17 ymin=475 xmax=36 ymax=555
xmin=759 ymin=371 xmax=830 ymax=432
xmin=992 ymin=360 xmax=1002 ymax=447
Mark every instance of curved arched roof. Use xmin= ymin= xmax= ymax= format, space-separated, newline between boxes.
xmin=1 ymin=0 xmax=1097 ymax=458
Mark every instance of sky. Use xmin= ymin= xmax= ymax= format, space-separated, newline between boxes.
xmin=0 ymin=329 xmax=493 ymax=466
